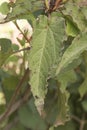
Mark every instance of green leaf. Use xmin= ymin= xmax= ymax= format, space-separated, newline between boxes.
xmin=0 ymin=38 xmax=13 ymax=67
xmin=82 ymin=100 xmax=87 ymax=112
xmin=65 ymin=17 xmax=80 ymax=37
xmin=58 ymin=70 xmax=77 ymax=92
xmin=54 ymin=121 xmax=76 ymax=130
xmin=82 ymin=6 xmax=87 ymax=20
xmin=63 ymin=0 xmax=87 ymax=31
xmin=45 ymin=80 xmax=69 ymax=127
xmin=49 ymin=126 xmax=54 ymax=130
xmin=0 ymin=84 xmax=6 ymax=105
xmin=10 ymin=124 xmax=25 ymax=130
xmin=18 ymin=98 xmax=47 ymax=130
xmin=79 ymin=77 xmax=87 ymax=98
xmin=54 ymin=90 xmax=69 ymax=127
xmin=2 ymin=75 xmax=19 ymax=102
xmin=28 ymin=14 xmax=66 ymax=113
xmin=0 ymin=2 xmax=10 ymax=15
xmin=0 ymin=0 xmax=43 ymax=23
xmin=56 ymin=32 xmax=87 ymax=75
xmin=12 ymin=44 xmax=19 ymax=51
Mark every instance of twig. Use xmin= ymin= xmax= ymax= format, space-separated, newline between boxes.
xmin=14 ymin=21 xmax=31 ymax=43
xmin=53 ymin=0 xmax=62 ymax=10
xmin=79 ymin=114 xmax=85 ymax=130
xmin=0 ymin=68 xmax=30 ymax=123
xmin=71 ymin=115 xmax=81 ymax=123
xmin=71 ymin=114 xmax=86 ymax=130
xmin=0 ymin=86 xmax=31 ymax=123
xmin=13 ymin=47 xmax=31 ymax=54
xmin=3 ymin=117 xmax=19 ymax=130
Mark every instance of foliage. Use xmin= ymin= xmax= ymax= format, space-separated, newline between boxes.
xmin=0 ymin=0 xmax=87 ymax=130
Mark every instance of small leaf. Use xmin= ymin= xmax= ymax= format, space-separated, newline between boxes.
xmin=82 ymin=100 xmax=87 ymax=111
xmin=12 ymin=44 xmax=19 ymax=51
xmin=2 ymin=75 xmax=19 ymax=102
xmin=56 ymin=32 xmax=87 ymax=75
xmin=79 ymin=77 xmax=87 ymax=98
xmin=65 ymin=17 xmax=80 ymax=37
xmin=0 ymin=2 xmax=10 ymax=15
xmin=58 ymin=70 xmax=77 ymax=92
xmin=0 ymin=38 xmax=13 ymax=67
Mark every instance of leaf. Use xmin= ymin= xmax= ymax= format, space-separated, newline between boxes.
xmin=56 ymin=32 xmax=87 ymax=75
xmin=0 ymin=38 xmax=13 ymax=67
xmin=81 ymin=6 xmax=87 ymax=20
xmin=65 ymin=17 xmax=80 ymax=37
xmin=2 ymin=75 xmax=19 ymax=102
xmin=58 ymin=70 xmax=77 ymax=92
xmin=0 ymin=0 xmax=43 ymax=23
xmin=10 ymin=124 xmax=25 ymax=130
xmin=12 ymin=44 xmax=19 ymax=51
xmin=82 ymin=100 xmax=87 ymax=112
xmin=79 ymin=77 xmax=87 ymax=98
xmin=54 ymin=121 xmax=76 ymax=130
xmin=28 ymin=14 xmax=66 ymax=113
xmin=18 ymin=98 xmax=47 ymax=130
xmin=0 ymin=2 xmax=10 ymax=15
xmin=0 ymin=86 xmax=6 ymax=105
xmin=54 ymin=90 xmax=69 ymax=127
xmin=45 ymin=79 xmax=69 ymax=127
xmin=62 ymin=0 xmax=87 ymax=31
xmin=49 ymin=126 xmax=54 ymax=130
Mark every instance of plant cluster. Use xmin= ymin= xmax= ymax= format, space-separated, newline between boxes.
xmin=0 ymin=0 xmax=87 ymax=130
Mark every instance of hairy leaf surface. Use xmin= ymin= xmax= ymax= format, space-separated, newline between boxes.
xmin=28 ymin=14 xmax=66 ymax=113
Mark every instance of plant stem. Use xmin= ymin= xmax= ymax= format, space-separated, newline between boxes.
xmin=71 ymin=115 xmax=81 ymax=123
xmin=3 ymin=117 xmax=19 ymax=130
xmin=79 ymin=114 xmax=85 ymax=130
xmin=71 ymin=114 xmax=86 ymax=130
xmin=13 ymin=47 xmax=31 ymax=54
xmin=14 ymin=21 xmax=31 ymax=44
xmin=0 ymin=68 xmax=30 ymax=123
